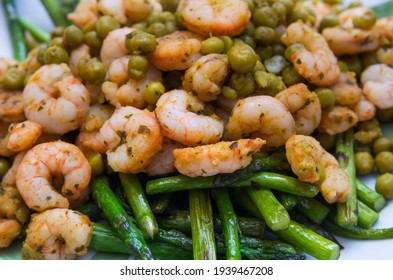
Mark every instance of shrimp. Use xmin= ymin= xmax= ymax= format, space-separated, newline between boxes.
xmin=0 ymin=91 xmax=25 ymax=123
xmin=20 ymin=46 xmax=42 ymax=76
xmin=148 ymin=31 xmax=203 ymax=71
xmin=0 ymin=122 xmax=15 ymax=157
xmin=330 ymin=71 xmax=362 ymax=106
xmin=301 ymin=0 xmax=331 ymax=29
xmin=0 ymin=57 xmax=18 ymax=82
xmin=22 ymin=208 xmax=93 ymax=260
xmin=76 ymin=104 xmax=114 ymax=154
xmin=375 ymin=16 xmax=393 ymax=40
xmin=67 ymin=0 xmax=99 ymax=27
xmin=2 ymin=151 xmax=26 ymax=189
xmin=69 ymin=44 xmax=90 ymax=77
xmin=178 ymin=0 xmax=250 ymax=37
xmin=361 ymin=64 xmax=393 ymax=109
xmin=7 ymin=121 xmax=42 ymax=152
xmin=281 ymin=21 xmax=340 ymax=87
xmin=0 ymin=219 xmax=21 ymax=248
xmin=123 ymin=0 xmax=162 ymax=23
xmin=22 ymin=64 xmax=90 ymax=135
xmin=102 ymin=55 xmax=162 ymax=108
xmin=322 ymin=7 xmax=380 ymax=55
xmin=100 ymin=27 xmax=135 ymax=68
xmin=173 ymin=138 xmax=265 ymax=177
xmin=145 ymin=137 xmax=184 ymax=177
xmin=155 ymin=90 xmax=224 ymax=146
xmin=349 ymin=95 xmax=376 ymax=122
xmin=225 ymin=95 xmax=296 ymax=148
xmin=16 ymin=141 xmax=92 ymax=212
xmin=97 ymin=0 xmax=127 ymax=24
xmin=286 ymin=135 xmax=351 ymax=203
xmin=0 ymin=181 xmax=30 ymax=224
xmin=318 ymin=106 xmax=358 ymax=135
xmin=275 ymin=83 xmax=322 ymax=136
xmin=182 ymin=54 xmax=230 ymax=102
xmin=99 ymin=105 xmax=163 ymax=173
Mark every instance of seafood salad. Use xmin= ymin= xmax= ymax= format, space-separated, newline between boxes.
xmin=1 ymin=0 xmax=393 ymax=260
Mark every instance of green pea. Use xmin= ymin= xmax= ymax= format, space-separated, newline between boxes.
xmin=50 ymin=26 xmax=64 ymax=38
xmin=161 ymin=0 xmax=180 ymax=12
xmin=253 ymin=7 xmax=279 ymax=28
xmin=3 ymin=67 xmax=25 ymax=90
xmin=337 ymin=60 xmax=349 ymax=72
xmin=219 ymin=36 xmax=234 ymax=54
xmin=357 ymin=118 xmax=381 ymax=131
xmin=314 ymin=88 xmax=336 ymax=108
xmin=375 ymin=151 xmax=393 ymax=173
xmin=132 ymin=22 xmax=148 ymax=32
xmin=254 ymin=70 xmax=286 ymax=96
xmin=341 ymin=55 xmax=362 ymax=77
xmin=240 ymin=35 xmax=256 ymax=49
xmin=243 ymin=22 xmax=256 ymax=37
xmin=96 ymin=16 xmax=120 ymax=39
xmin=355 ymin=151 xmax=375 ymax=175
xmin=313 ymin=132 xmax=337 ymax=151
xmin=228 ymin=43 xmax=257 ymax=73
xmin=228 ymin=72 xmax=255 ymax=96
xmin=125 ymin=31 xmax=157 ymax=55
xmin=353 ymin=9 xmax=376 ymax=30
xmin=284 ymin=43 xmax=305 ymax=60
xmin=264 ymin=55 xmax=288 ymax=74
xmin=319 ymin=14 xmax=339 ymax=31
xmin=88 ymin=153 xmax=104 ymax=176
xmin=146 ymin=11 xmax=166 ymax=25
xmin=201 ymin=37 xmax=225 ymax=55
xmin=222 ymin=86 xmax=238 ymax=99
xmin=256 ymin=45 xmax=273 ymax=61
xmin=290 ymin=5 xmax=316 ymax=25
xmin=146 ymin=22 xmax=168 ymax=37
xmin=161 ymin=11 xmax=176 ymax=23
xmin=242 ymin=0 xmax=255 ymax=13
xmin=143 ymin=81 xmax=166 ymax=105
xmin=354 ymin=141 xmax=372 ymax=153
xmin=323 ymin=0 xmax=343 ymax=4
xmin=0 ymin=158 xmax=10 ymax=179
xmin=254 ymin=26 xmax=276 ymax=45
xmin=272 ymin=44 xmax=286 ymax=56
xmin=376 ymin=173 xmax=393 ymax=199
xmin=43 ymin=46 xmax=69 ymax=64
xmin=282 ymin=65 xmax=305 ymax=86
xmin=165 ymin=21 xmax=178 ymax=34
xmin=373 ymin=137 xmax=392 ymax=156
xmin=272 ymin=2 xmax=287 ymax=23
xmin=82 ymin=22 xmax=97 ymax=33
xmin=36 ymin=44 xmax=48 ymax=65
xmin=50 ymin=37 xmax=65 ymax=48
xmin=128 ymin=55 xmax=149 ymax=80
xmin=277 ymin=0 xmax=293 ymax=16
xmin=252 ymin=60 xmax=266 ymax=73
xmin=63 ymin=25 xmax=84 ymax=48
xmin=78 ymin=57 xmax=106 ymax=85
xmin=84 ymin=31 xmax=102 ymax=55
xmin=24 ymin=31 xmax=40 ymax=51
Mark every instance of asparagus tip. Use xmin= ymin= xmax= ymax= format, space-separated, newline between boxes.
xmin=141 ymin=218 xmax=159 ymax=240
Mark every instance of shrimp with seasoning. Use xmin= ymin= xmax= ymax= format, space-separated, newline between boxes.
xmin=361 ymin=64 xmax=393 ymax=110
xmin=0 ymin=91 xmax=25 ymax=123
xmin=16 ymin=141 xmax=92 ymax=212
xmin=148 ymin=31 xmax=203 ymax=71
xmin=349 ymin=95 xmax=376 ymax=122
xmin=22 ymin=208 xmax=93 ymax=260
xmin=177 ymin=0 xmax=251 ymax=37
xmin=100 ymin=27 xmax=135 ymax=68
xmin=7 ymin=120 xmax=42 ymax=152
xmin=22 ymin=64 xmax=90 ymax=135
xmin=330 ymin=71 xmax=362 ymax=106
xmin=285 ymin=135 xmax=351 ymax=204
xmin=318 ymin=106 xmax=358 ymax=135
xmin=76 ymin=104 xmax=114 ymax=154
xmin=102 ymin=55 xmax=162 ymax=108
xmin=97 ymin=0 xmax=127 ymax=24
xmin=281 ymin=21 xmax=340 ymax=87
xmin=225 ymin=95 xmax=296 ymax=148
xmin=182 ymin=54 xmax=230 ymax=102
xmin=123 ymin=0 xmax=162 ymax=23
xmin=322 ymin=7 xmax=380 ymax=56
xmin=67 ymin=0 xmax=99 ymax=27
xmin=275 ymin=83 xmax=322 ymax=136
xmin=99 ymin=105 xmax=163 ymax=173
xmin=155 ymin=90 xmax=224 ymax=146
xmin=173 ymin=138 xmax=265 ymax=177
xmin=0 ymin=219 xmax=22 ymax=248
xmin=2 ymin=151 xmax=26 ymax=189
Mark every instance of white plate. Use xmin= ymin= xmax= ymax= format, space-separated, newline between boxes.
xmin=0 ymin=0 xmax=392 ymax=260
